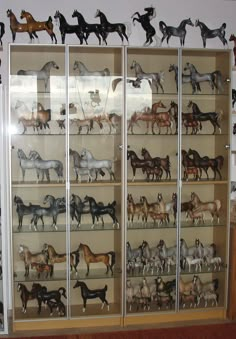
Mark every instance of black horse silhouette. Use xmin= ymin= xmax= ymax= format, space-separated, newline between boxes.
xmin=159 ymin=18 xmax=194 ymax=46
xmin=195 ymin=19 xmax=228 ymax=48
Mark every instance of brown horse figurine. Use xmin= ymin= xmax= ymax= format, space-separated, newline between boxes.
xmin=190 ymin=192 xmax=221 ymax=223
xmin=7 ymin=9 xmax=38 ymax=42
xmin=141 ymin=147 xmax=171 ymax=180
xmin=127 ymin=193 xmax=144 ymax=225
xmin=17 ymin=282 xmax=42 ymax=313
xmin=78 ymin=243 xmax=115 ymax=276
xmin=229 ymin=34 xmax=236 ymax=66
xmin=32 ymin=102 xmax=51 ymax=131
xmin=18 ymin=245 xmax=48 ymax=277
xmin=20 ymin=10 xmax=57 ymax=43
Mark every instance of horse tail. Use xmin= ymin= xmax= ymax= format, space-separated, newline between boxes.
xmin=216 ymin=109 xmax=223 ymax=122
xmin=47 ymin=109 xmax=51 ymax=122
xmin=109 ymin=200 xmax=116 ymax=208
xmin=124 ymin=22 xmax=132 ymax=38
xmin=166 ymin=155 xmax=171 ymax=168
xmin=159 ymin=71 xmax=165 ymax=83
xmin=214 ymin=199 xmax=222 ymax=211
xmin=46 ymin=16 xmax=53 ymax=29
xmin=0 ymin=22 xmax=5 ymax=38
xmin=212 ymin=71 xmax=224 ymax=92
xmin=108 ymin=251 xmax=116 ymax=269
xmin=159 ymin=21 xmax=167 ymax=35
xmin=104 ymin=284 xmax=108 ymax=292
xmin=210 ymin=243 xmax=217 ymax=257
xmin=58 ymin=287 xmax=67 ymax=299
xmin=89 ymin=119 xmax=94 ymax=131
xmin=212 ymin=278 xmax=219 ymax=291
xmin=220 ymin=23 xmax=227 ymax=32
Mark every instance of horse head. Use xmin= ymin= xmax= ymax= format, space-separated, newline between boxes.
xmin=54 ymin=10 xmax=61 ymax=20
xmin=195 ymin=19 xmax=200 ymax=27
xmin=94 ymin=9 xmax=101 ymax=18
xmin=130 ymin=60 xmax=137 ymax=70
xmin=7 ymin=9 xmax=13 ymax=17
xmin=20 ymin=10 xmax=26 ymax=19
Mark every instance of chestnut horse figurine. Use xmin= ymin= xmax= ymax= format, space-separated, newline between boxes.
xmin=229 ymin=34 xmax=236 ymax=66
xmin=78 ymin=243 xmax=116 ymax=276
xmin=7 ymin=9 xmax=39 ymax=42
xmin=20 ymin=10 xmax=57 ymax=43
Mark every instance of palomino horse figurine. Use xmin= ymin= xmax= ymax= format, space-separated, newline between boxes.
xmin=72 ymin=10 xmax=105 ymax=45
xmin=20 ymin=10 xmax=57 ymax=43
xmin=131 ymin=6 xmax=161 ymax=46
xmin=190 ymin=192 xmax=221 ymax=223
xmin=78 ymin=243 xmax=116 ymax=276
xmin=130 ymin=60 xmax=165 ymax=93
xmin=159 ymin=18 xmax=194 ymax=46
xmin=195 ymin=19 xmax=228 ymax=48
xmin=184 ymin=62 xmax=224 ymax=94
xmin=18 ymin=244 xmax=48 ymax=277
xmin=229 ymin=34 xmax=236 ymax=66
xmin=94 ymin=9 xmax=130 ymax=45
xmin=17 ymin=61 xmax=59 ymax=92
xmin=74 ymin=280 xmax=109 ymax=312
xmin=54 ymin=10 xmax=85 ymax=45
xmin=0 ymin=21 xmax=5 ymax=45
xmin=7 ymin=9 xmax=39 ymax=42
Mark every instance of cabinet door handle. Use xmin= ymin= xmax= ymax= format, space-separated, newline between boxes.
xmin=225 ymin=144 xmax=230 ymax=149
xmin=118 ymin=145 xmax=123 ymax=150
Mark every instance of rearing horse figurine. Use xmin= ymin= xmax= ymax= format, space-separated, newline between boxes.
xmin=195 ymin=19 xmax=228 ymax=48
xmin=131 ymin=6 xmax=161 ymax=46
xmin=159 ymin=18 xmax=194 ymax=46
xmin=20 ymin=10 xmax=57 ymax=44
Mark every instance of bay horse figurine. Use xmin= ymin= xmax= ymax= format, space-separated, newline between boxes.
xmin=229 ymin=34 xmax=236 ymax=66
xmin=20 ymin=10 xmax=57 ymax=43
xmin=184 ymin=62 xmax=224 ymax=94
xmin=7 ymin=9 xmax=39 ymax=43
xmin=73 ymin=280 xmax=109 ymax=312
xmin=141 ymin=147 xmax=171 ymax=180
xmin=54 ymin=10 xmax=86 ymax=44
xmin=159 ymin=18 xmax=194 ymax=46
xmin=188 ymin=101 xmax=223 ymax=135
xmin=195 ymin=19 xmax=228 ymax=48
xmin=34 ymin=284 xmax=67 ymax=314
xmin=0 ymin=21 xmax=5 ymax=45
xmin=188 ymin=148 xmax=224 ymax=180
xmin=78 ymin=243 xmax=116 ymax=276
xmin=127 ymin=193 xmax=144 ymax=225
xmin=94 ymin=9 xmax=130 ymax=45
xmin=72 ymin=10 xmax=104 ymax=44
xmin=17 ymin=61 xmax=59 ymax=93
xmin=84 ymin=195 xmax=119 ymax=229
xmin=130 ymin=60 xmax=164 ymax=93
xmin=127 ymin=149 xmax=154 ymax=181
xmin=131 ymin=6 xmax=161 ymax=46
xmin=17 ymin=282 xmax=42 ymax=313
xmin=32 ymin=102 xmax=51 ymax=132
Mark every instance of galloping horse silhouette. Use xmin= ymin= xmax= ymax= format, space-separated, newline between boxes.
xmin=159 ymin=18 xmax=194 ymax=46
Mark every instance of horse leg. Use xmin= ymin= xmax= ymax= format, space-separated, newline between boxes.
xmin=82 ymin=297 xmax=87 ymax=312
xmin=86 ymin=264 xmax=90 ymax=276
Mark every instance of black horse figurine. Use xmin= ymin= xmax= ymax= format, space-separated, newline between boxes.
xmin=73 ymin=280 xmax=109 ymax=312
xmin=84 ymin=195 xmax=119 ymax=229
xmin=159 ymin=18 xmax=194 ymax=46
xmin=72 ymin=10 xmax=104 ymax=44
xmin=131 ymin=6 xmax=160 ymax=46
xmin=232 ymin=89 xmax=236 ymax=109
xmin=195 ymin=19 xmax=228 ymax=48
xmin=54 ymin=10 xmax=86 ymax=44
xmin=94 ymin=9 xmax=130 ymax=45
xmin=0 ymin=22 xmax=5 ymax=45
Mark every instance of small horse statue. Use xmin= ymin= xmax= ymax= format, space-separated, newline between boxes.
xmin=54 ymin=10 xmax=85 ymax=44
xmin=229 ymin=34 xmax=236 ymax=66
xmin=94 ymin=9 xmax=130 ymax=45
xmin=159 ymin=18 xmax=194 ymax=46
xmin=195 ymin=19 xmax=228 ymax=48
xmin=7 ymin=9 xmax=39 ymax=42
xmin=20 ymin=10 xmax=57 ymax=44
xmin=0 ymin=21 xmax=5 ymax=45
xmin=73 ymin=280 xmax=109 ymax=312
xmin=131 ymin=6 xmax=161 ymax=46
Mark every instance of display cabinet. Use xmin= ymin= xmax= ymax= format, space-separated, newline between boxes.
xmin=8 ymin=44 xmax=231 ymax=331
xmin=124 ymin=47 xmax=231 ymax=325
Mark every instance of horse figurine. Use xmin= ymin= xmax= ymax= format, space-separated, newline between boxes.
xmin=127 ymin=149 xmax=154 ymax=182
xmin=94 ymin=9 xmax=130 ymax=45
xmin=78 ymin=243 xmax=116 ymax=276
xmin=195 ymin=19 xmax=228 ymax=48
xmin=131 ymin=6 xmax=161 ymax=46
xmin=72 ymin=10 xmax=105 ymax=45
xmin=17 ymin=61 xmax=59 ymax=92
xmin=74 ymin=280 xmax=109 ymax=312
xmin=20 ymin=10 xmax=57 ymax=44
xmin=33 ymin=283 xmax=67 ymax=314
xmin=84 ymin=195 xmax=119 ymax=229
xmin=17 ymin=283 xmax=42 ymax=313
xmin=54 ymin=10 xmax=85 ymax=44
xmin=73 ymin=60 xmax=110 ymax=76
xmin=0 ymin=21 xmax=5 ymax=45
xmin=168 ymin=64 xmax=201 ymax=93
xmin=32 ymin=102 xmax=51 ymax=132
xmin=130 ymin=60 xmax=164 ymax=93
xmin=28 ymin=150 xmax=64 ymax=183
xmin=159 ymin=18 xmax=194 ymax=46
xmin=7 ymin=9 xmax=39 ymax=43
xmin=141 ymin=148 xmax=171 ymax=180
xmin=190 ymin=192 xmax=221 ymax=223
xmin=184 ymin=62 xmax=224 ymax=94
xmin=229 ymin=34 xmax=236 ymax=66
xmin=18 ymin=244 xmax=48 ymax=277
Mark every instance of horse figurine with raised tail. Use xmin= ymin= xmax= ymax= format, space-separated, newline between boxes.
xmin=195 ymin=19 xmax=228 ymax=48
xmin=159 ymin=18 xmax=194 ymax=46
